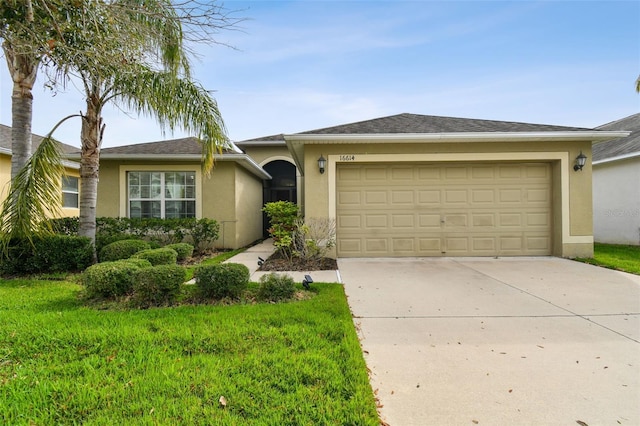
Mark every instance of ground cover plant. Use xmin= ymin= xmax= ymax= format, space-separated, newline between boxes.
xmin=0 ymin=278 xmax=379 ymax=425
xmin=577 ymin=243 xmax=640 ymax=275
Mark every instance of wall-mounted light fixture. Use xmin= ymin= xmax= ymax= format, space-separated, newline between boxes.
xmin=318 ymin=155 xmax=326 ymax=174
xmin=573 ymin=151 xmax=587 ymax=172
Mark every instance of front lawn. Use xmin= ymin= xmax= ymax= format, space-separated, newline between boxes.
xmin=577 ymin=243 xmax=640 ymax=275
xmin=0 ymin=278 xmax=379 ymax=425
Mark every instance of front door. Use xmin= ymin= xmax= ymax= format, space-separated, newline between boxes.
xmin=263 ymin=160 xmax=297 ymax=237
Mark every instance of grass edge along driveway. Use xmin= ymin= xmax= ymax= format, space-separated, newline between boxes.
xmin=0 ymin=279 xmax=379 ymax=425
xmin=576 ymin=243 xmax=640 ymax=275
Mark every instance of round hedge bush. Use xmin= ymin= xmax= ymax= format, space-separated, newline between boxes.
xmin=165 ymin=243 xmax=194 ymax=262
xmin=131 ymin=248 xmax=178 ymax=265
xmin=257 ymin=273 xmax=296 ymax=302
xmin=194 ymin=263 xmax=250 ymax=300
xmin=133 ymin=264 xmax=186 ymax=307
xmin=99 ymin=239 xmax=150 ymax=262
xmin=82 ymin=258 xmax=152 ymax=299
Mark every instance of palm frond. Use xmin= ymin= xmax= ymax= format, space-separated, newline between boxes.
xmin=0 ymin=132 xmax=65 ymax=254
xmin=110 ymin=67 xmax=229 ymax=174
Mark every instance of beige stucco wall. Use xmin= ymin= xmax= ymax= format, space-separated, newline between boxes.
xmin=233 ymin=166 xmax=264 ymax=248
xmin=240 ymin=145 xmax=292 ymax=165
xmin=97 ymin=159 xmax=264 ymax=249
xmin=300 ymin=140 xmax=594 ymax=258
xmin=593 ymin=157 xmax=640 ymax=245
xmin=0 ymin=153 xmax=10 ymax=205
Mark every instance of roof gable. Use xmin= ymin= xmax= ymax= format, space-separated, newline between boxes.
xmin=593 ymin=113 xmax=640 ymax=162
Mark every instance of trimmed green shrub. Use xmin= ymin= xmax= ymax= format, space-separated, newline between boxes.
xmin=99 ymin=239 xmax=150 ymax=262
xmin=165 ymin=243 xmax=194 ymax=261
xmin=132 ymin=248 xmax=178 ymax=265
xmin=0 ymin=235 xmax=93 ymax=275
xmin=133 ymin=264 xmax=185 ymax=307
xmin=194 ymin=263 xmax=250 ymax=300
xmin=257 ymin=273 xmax=296 ymax=302
xmin=117 ymin=258 xmax=154 ymax=269
xmin=81 ymin=259 xmax=152 ymax=299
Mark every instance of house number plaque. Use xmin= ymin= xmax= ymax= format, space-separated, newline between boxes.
xmin=339 ymin=155 xmax=356 ymax=161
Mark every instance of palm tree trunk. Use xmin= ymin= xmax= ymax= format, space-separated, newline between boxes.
xmin=3 ymin=43 xmax=39 ymax=180
xmin=79 ymin=86 xmax=104 ymax=262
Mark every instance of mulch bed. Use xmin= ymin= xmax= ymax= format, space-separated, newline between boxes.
xmin=258 ymin=251 xmax=338 ymax=272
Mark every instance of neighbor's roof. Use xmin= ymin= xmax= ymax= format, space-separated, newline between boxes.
xmin=0 ymin=123 xmax=78 ymax=154
xmin=297 ymin=113 xmax=593 ymax=134
xmin=593 ymin=113 xmax=640 ymax=164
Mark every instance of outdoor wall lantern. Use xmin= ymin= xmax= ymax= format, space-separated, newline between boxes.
xmin=318 ymin=155 xmax=326 ymax=174
xmin=573 ymin=151 xmax=587 ymax=172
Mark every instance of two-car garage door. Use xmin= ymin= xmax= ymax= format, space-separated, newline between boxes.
xmin=336 ymin=162 xmax=552 ymax=257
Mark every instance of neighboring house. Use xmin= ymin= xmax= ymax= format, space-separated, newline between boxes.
xmin=592 ymin=113 xmax=640 ymax=245
xmin=84 ymin=113 xmax=625 ymax=257
xmin=0 ymin=124 xmax=81 ymax=218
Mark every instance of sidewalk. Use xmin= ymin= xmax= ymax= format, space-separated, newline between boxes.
xmin=223 ymin=239 xmax=341 ymax=284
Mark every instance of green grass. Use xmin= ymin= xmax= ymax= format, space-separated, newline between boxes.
xmin=577 ymin=243 xmax=640 ymax=275
xmin=0 ymin=279 xmax=379 ymax=425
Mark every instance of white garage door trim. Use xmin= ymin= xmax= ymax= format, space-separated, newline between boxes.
xmin=327 ymin=152 xmax=591 ymax=247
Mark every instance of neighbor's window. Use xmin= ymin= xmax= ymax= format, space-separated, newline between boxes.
xmin=128 ymin=171 xmax=196 ymax=218
xmin=62 ymin=176 xmax=79 ymax=208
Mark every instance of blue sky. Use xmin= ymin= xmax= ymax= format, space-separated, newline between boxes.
xmin=1 ymin=0 xmax=638 ymax=148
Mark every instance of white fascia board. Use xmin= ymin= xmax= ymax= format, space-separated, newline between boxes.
xmin=285 ymin=131 xmax=630 ymax=143
xmin=4 ymin=149 xmax=79 ymax=169
xmin=94 ymin=153 xmax=271 ymax=179
xmin=593 ymin=151 xmax=640 ymax=166
xmin=62 ymin=159 xmax=80 ymax=170
xmin=218 ymin=153 xmax=272 ymax=179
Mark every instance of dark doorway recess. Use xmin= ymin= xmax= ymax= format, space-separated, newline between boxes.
xmin=263 ymin=160 xmax=297 ymax=237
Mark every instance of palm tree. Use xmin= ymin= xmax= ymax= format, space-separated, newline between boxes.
xmin=76 ymin=67 xmax=227 ymax=254
xmin=1 ymin=0 xmax=231 ymax=260
xmin=2 ymin=0 xmax=41 ymax=179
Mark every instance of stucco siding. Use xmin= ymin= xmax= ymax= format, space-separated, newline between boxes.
xmin=0 ymin=153 xmax=10 ymax=205
xmin=241 ymin=146 xmax=292 ymax=165
xmin=233 ymin=166 xmax=264 ymax=248
xmin=593 ymin=157 xmax=640 ymax=245
xmin=202 ymin=162 xmax=237 ymax=248
xmin=96 ymin=161 xmax=121 ymax=217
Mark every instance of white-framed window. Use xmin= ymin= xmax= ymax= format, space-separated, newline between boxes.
xmin=62 ymin=176 xmax=79 ymax=208
xmin=127 ymin=171 xmax=196 ymax=218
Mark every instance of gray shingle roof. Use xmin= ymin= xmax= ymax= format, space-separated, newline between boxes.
xmin=0 ymin=123 xmax=78 ymax=153
xmin=593 ymin=113 xmax=640 ymax=162
xmin=297 ymin=113 xmax=593 ymax=135
xmin=236 ymin=133 xmax=285 ymax=144
xmin=99 ymin=137 xmax=235 ymax=155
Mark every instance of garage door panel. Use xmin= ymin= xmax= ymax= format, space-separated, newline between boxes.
xmin=364 ymin=191 xmax=387 ymax=204
xmin=336 ymin=162 xmax=551 ymax=257
xmin=391 ymin=190 xmax=414 ymax=204
xmin=418 ymin=190 xmax=441 ymax=204
xmin=392 ymin=214 xmax=415 ymax=228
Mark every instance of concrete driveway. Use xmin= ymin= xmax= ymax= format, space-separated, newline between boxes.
xmin=338 ymin=257 xmax=640 ymax=426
